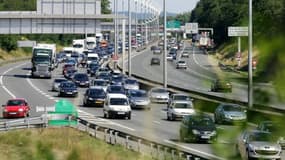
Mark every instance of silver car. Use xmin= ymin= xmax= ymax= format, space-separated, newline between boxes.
xmin=214 ymin=103 xmax=247 ymax=124
xmin=52 ymin=78 xmax=68 ymax=92
xmin=123 ymin=78 xmax=139 ymax=90
xmin=127 ymin=90 xmax=150 ymax=109
xmin=89 ymin=79 xmax=109 ymax=92
xmin=149 ymin=87 xmax=169 ymax=103
xmin=236 ymin=130 xmax=282 ymax=160
xmin=176 ymin=60 xmax=187 ymax=69
xmin=168 ymin=93 xmax=193 ymax=106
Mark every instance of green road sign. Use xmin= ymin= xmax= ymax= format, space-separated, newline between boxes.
xmin=167 ymin=20 xmax=181 ymax=29
xmin=48 ymin=100 xmax=78 ymax=126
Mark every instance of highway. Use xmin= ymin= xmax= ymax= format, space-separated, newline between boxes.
xmin=0 ymin=58 xmax=284 ymax=159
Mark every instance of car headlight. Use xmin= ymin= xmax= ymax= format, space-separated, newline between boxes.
xmin=3 ymin=109 xmax=8 ymax=112
xmin=88 ymin=97 xmax=93 ymax=100
xmin=73 ymin=90 xmax=78 ymax=92
xmin=18 ymin=108 xmax=24 ymax=112
xmin=225 ymin=114 xmax=232 ymax=119
xmin=211 ymin=130 xmax=217 ymax=135
xmin=192 ymin=129 xmax=200 ymax=135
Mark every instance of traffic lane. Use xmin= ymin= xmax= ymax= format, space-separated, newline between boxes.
xmin=2 ymin=62 xmax=55 ymax=118
xmin=132 ymin=49 xmax=247 ymax=102
xmin=78 ymin=102 xmax=217 ymax=157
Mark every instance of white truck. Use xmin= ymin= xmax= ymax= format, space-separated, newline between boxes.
xmin=62 ymin=47 xmax=74 ymax=57
xmin=87 ymin=53 xmax=99 ymax=65
xmin=96 ymin=33 xmax=103 ymax=42
xmin=86 ymin=37 xmax=96 ymax=50
xmin=72 ymin=39 xmax=85 ymax=54
xmin=32 ymin=43 xmax=56 ymax=70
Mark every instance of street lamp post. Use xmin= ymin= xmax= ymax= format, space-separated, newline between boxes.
xmin=248 ymin=0 xmax=253 ymax=108
xmin=163 ymin=0 xmax=167 ymax=88
xmin=128 ymin=0 xmax=132 ymax=77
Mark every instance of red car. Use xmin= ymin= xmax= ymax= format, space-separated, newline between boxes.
xmin=2 ymin=98 xmax=31 ymax=118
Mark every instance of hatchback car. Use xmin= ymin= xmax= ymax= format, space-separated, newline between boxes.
xmin=83 ymin=87 xmax=106 ymax=107
xmin=58 ymin=81 xmax=78 ymax=97
xmin=257 ymin=121 xmax=285 ymax=150
xmin=89 ymin=79 xmax=109 ymax=92
xmin=211 ymin=79 xmax=232 ymax=92
xmin=176 ymin=60 xmax=187 ymax=69
xmin=149 ymin=87 xmax=169 ymax=103
xmin=181 ymin=51 xmax=190 ymax=58
xmin=127 ymin=89 xmax=150 ymax=109
xmin=123 ymin=78 xmax=139 ymax=90
xmin=180 ymin=114 xmax=217 ymax=143
xmin=214 ymin=103 xmax=247 ymax=124
xmin=2 ymin=98 xmax=30 ymax=118
xmin=97 ymin=72 xmax=112 ymax=82
xmin=52 ymin=78 xmax=68 ymax=92
xmin=153 ymin=47 xmax=162 ymax=54
xmin=111 ymin=75 xmax=124 ymax=85
xmin=72 ymin=73 xmax=89 ymax=87
xmin=150 ymin=57 xmax=160 ymax=65
xmin=236 ymin=130 xmax=282 ymax=160
xmin=167 ymin=101 xmax=195 ymax=121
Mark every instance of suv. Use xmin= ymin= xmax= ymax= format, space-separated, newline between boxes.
xmin=103 ymin=94 xmax=131 ymax=119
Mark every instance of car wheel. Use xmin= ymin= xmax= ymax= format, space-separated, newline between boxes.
xmin=127 ymin=113 xmax=131 ymax=120
xmin=103 ymin=111 xmax=107 ymax=118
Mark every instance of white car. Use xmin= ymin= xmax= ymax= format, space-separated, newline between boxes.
xmin=123 ymin=78 xmax=139 ymax=90
xmin=103 ymin=94 xmax=131 ymax=119
xmin=166 ymin=54 xmax=173 ymax=61
xmin=176 ymin=60 xmax=187 ymax=69
xmin=167 ymin=101 xmax=195 ymax=121
xmin=149 ymin=87 xmax=169 ymax=103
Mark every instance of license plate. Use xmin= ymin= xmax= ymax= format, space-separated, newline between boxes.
xmin=40 ymin=75 xmax=44 ymax=77
xmin=201 ymin=135 xmax=210 ymax=139
xmin=80 ymin=83 xmax=85 ymax=85
xmin=95 ymin=101 xmax=103 ymax=104
xmin=117 ymin=112 xmax=125 ymax=115
xmin=9 ymin=112 xmax=17 ymax=115
xmin=67 ymin=92 xmax=73 ymax=94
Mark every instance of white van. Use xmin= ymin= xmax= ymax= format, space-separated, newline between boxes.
xmin=103 ymin=94 xmax=131 ymax=119
xmin=87 ymin=53 xmax=99 ymax=65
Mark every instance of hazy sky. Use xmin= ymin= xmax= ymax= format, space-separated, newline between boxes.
xmin=111 ymin=0 xmax=200 ymax=14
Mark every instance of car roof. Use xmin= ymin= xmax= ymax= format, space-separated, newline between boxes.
xmin=107 ymin=94 xmax=127 ymax=99
xmin=172 ymin=93 xmax=188 ymax=96
xmin=8 ymin=98 xmax=26 ymax=101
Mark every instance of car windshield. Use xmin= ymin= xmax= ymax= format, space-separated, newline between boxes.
xmin=74 ymin=74 xmax=88 ymax=80
xmin=110 ymin=98 xmax=128 ymax=105
xmin=62 ymin=83 xmax=76 ymax=88
xmin=174 ymin=103 xmax=192 ymax=109
xmin=89 ymin=89 xmax=105 ymax=96
xmin=54 ymin=79 xmax=67 ymax=83
xmin=152 ymin=88 xmax=167 ymax=93
xmin=94 ymin=80 xmax=108 ymax=86
xmin=178 ymin=61 xmax=185 ymax=63
xmin=34 ymin=56 xmax=50 ymax=64
xmin=192 ymin=117 xmax=214 ymax=126
xmin=223 ymin=105 xmax=242 ymax=112
xmin=173 ymin=95 xmax=190 ymax=101
xmin=249 ymin=132 xmax=273 ymax=142
xmin=110 ymin=86 xmax=123 ymax=91
xmin=130 ymin=91 xmax=147 ymax=97
xmin=113 ymin=76 xmax=123 ymax=81
xmin=7 ymin=100 xmax=24 ymax=106
xmin=125 ymin=79 xmax=137 ymax=84
xmin=73 ymin=44 xmax=83 ymax=48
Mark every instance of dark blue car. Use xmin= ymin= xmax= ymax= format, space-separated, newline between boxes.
xmin=58 ymin=81 xmax=78 ymax=97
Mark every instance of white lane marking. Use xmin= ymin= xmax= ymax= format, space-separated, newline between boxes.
xmin=26 ymin=72 xmax=57 ymax=102
xmin=192 ymin=47 xmax=210 ymax=71
xmin=153 ymin=121 xmax=161 ymax=124
xmin=164 ymin=140 xmax=226 ymax=160
xmin=0 ymin=63 xmax=27 ymax=98
xmin=78 ymin=109 xmax=136 ymax=131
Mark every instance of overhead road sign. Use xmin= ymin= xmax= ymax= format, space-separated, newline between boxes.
xmin=167 ymin=20 xmax=181 ymax=29
xmin=228 ymin=26 xmax=248 ymax=37
xmin=185 ymin=23 xmax=198 ymax=34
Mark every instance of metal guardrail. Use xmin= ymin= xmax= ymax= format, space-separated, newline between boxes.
xmin=0 ymin=116 xmax=47 ymax=131
xmin=77 ymin=117 xmax=220 ymax=160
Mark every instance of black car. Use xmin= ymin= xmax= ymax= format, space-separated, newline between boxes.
xmin=64 ymin=68 xmax=77 ymax=79
xmin=72 ymin=73 xmax=89 ymax=87
xmin=87 ymin=61 xmax=100 ymax=74
xmin=97 ymin=72 xmax=112 ymax=82
xmin=58 ymin=81 xmax=78 ymax=97
xmin=150 ymin=57 xmax=160 ymax=65
xmin=211 ymin=79 xmax=232 ymax=92
xmin=180 ymin=114 xmax=217 ymax=143
xmin=83 ymin=87 xmax=106 ymax=107
xmin=106 ymin=85 xmax=125 ymax=94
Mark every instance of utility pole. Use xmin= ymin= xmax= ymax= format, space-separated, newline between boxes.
xmin=163 ymin=0 xmax=167 ymax=88
xmin=128 ymin=0 xmax=132 ymax=77
xmin=248 ymin=0 xmax=253 ymax=108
